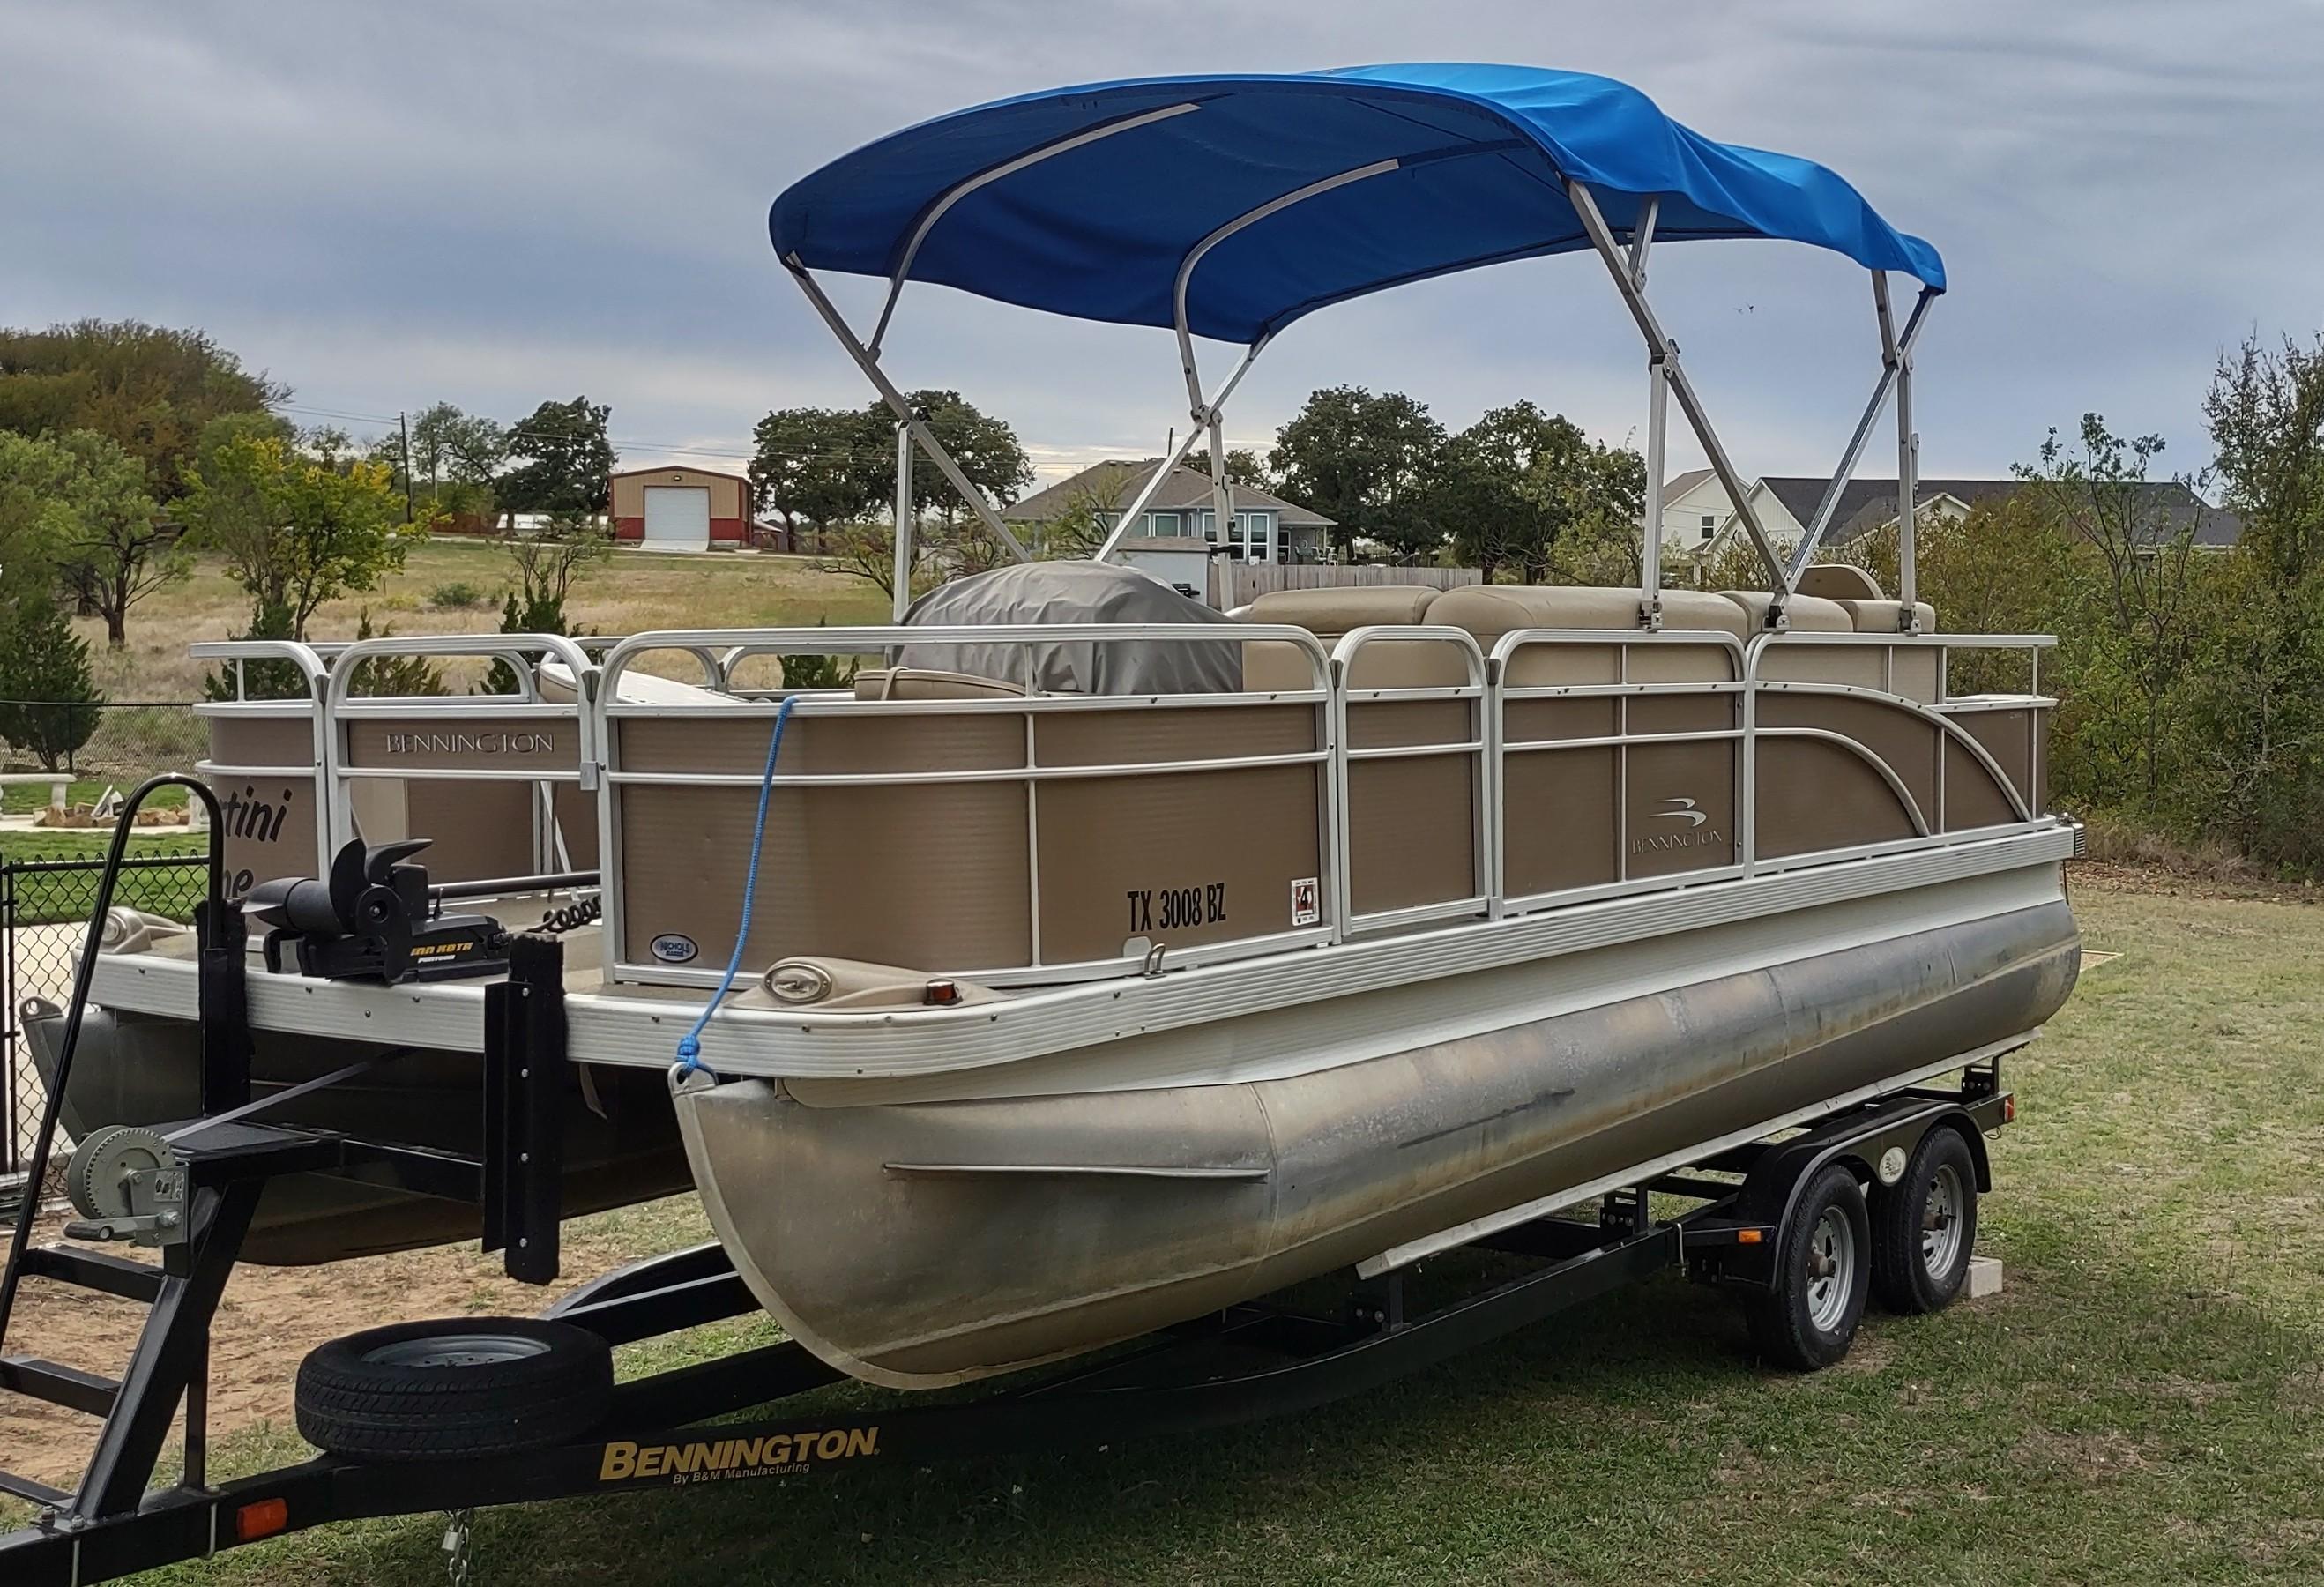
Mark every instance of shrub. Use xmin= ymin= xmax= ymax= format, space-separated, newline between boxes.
xmin=428 ymin=580 xmax=490 ymax=609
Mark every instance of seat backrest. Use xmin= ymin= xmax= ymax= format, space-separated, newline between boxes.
xmin=1797 ymin=563 xmax=1883 ymax=601
xmin=1718 ymin=590 xmax=1855 ymax=632
xmin=1836 ymin=599 xmax=1937 ymax=634
xmin=1241 ymin=585 xmax=1468 ymax=689
xmin=1431 ymin=585 xmax=1746 ymax=684
xmin=853 ymin=667 xmax=1030 ymax=701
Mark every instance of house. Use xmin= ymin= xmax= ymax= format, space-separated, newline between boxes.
xmin=1656 ymin=471 xmax=2242 ymax=570
xmin=1004 ymin=460 xmax=1335 ymax=563
xmin=607 ymin=466 xmax=752 ymax=550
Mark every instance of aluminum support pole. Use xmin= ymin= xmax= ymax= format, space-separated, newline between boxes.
xmin=1093 ymin=338 xmax=1268 ymax=562
xmin=1632 ymin=204 xmax=1665 ymax=627
xmin=786 ymin=262 xmax=1034 ymax=564
xmin=1207 ymin=413 xmax=1235 ymax=566
xmin=1896 ymin=318 xmax=1920 ymax=630
xmin=1780 ymin=280 xmax=1935 ymax=590
xmin=1565 ymin=180 xmax=1790 ymax=612
xmin=891 ymin=420 xmax=913 ymax=620
xmin=865 ymin=101 xmax=1203 ymax=360
xmin=1642 ymin=355 xmax=1669 ymax=624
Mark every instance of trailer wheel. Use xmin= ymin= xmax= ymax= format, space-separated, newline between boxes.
xmin=1746 ymin=1165 xmax=1869 ymax=1370
xmin=1870 ymin=1126 xmax=1978 ymax=1315
xmin=295 ymin=1317 xmax=612 ymax=1461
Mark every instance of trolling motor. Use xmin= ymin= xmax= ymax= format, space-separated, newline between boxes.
xmin=247 ymin=838 xmax=514 ymax=983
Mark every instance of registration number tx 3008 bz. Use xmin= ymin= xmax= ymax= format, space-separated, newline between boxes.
xmin=1127 ymin=882 xmax=1226 ymax=933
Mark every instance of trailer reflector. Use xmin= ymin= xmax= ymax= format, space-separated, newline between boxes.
xmin=235 ymin=1498 xmax=288 ymax=1541
xmin=1736 ymin=1229 xmax=1763 ymax=1244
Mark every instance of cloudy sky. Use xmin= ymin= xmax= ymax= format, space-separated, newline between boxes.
xmin=6 ymin=1 xmax=2320 ymax=489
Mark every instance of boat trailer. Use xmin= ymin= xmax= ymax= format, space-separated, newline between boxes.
xmin=0 ymin=777 xmax=2015 ymax=1585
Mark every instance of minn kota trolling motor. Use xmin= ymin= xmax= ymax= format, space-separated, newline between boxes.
xmin=244 ymin=837 xmax=544 ymax=983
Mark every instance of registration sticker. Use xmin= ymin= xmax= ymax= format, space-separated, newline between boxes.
xmin=1290 ymin=877 xmax=1320 ymax=927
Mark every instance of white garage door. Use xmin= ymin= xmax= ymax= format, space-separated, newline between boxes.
xmin=642 ymin=486 xmax=711 ymax=549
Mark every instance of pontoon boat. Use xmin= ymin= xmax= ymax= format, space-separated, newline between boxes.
xmin=28 ymin=64 xmax=2078 ymax=1390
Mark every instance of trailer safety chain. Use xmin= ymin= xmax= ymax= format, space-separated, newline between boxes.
xmin=442 ymin=1508 xmax=473 ymax=1586
xmin=673 ymin=692 xmax=800 ymax=1081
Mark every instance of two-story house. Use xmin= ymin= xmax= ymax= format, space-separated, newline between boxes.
xmin=1004 ymin=460 xmax=1335 ymax=563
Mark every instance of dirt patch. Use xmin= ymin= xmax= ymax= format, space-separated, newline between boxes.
xmin=2010 ymin=1425 xmax=2152 ymax=1482
xmin=1 ymin=1199 xmax=706 ymax=1490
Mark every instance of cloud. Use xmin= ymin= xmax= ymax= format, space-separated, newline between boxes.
xmin=5 ymin=0 xmax=2319 ymax=485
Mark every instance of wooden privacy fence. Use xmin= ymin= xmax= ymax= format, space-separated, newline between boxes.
xmin=1213 ymin=563 xmax=1484 ymax=607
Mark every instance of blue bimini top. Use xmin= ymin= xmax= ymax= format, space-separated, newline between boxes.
xmin=771 ymin=63 xmax=1945 ymax=346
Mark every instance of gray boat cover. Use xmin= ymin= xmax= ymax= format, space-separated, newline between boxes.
xmin=898 ymin=560 xmax=1243 ymax=695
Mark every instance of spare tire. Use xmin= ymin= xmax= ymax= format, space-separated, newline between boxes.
xmin=295 ymin=1317 xmax=612 ymax=1460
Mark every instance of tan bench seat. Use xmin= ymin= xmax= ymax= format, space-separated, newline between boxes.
xmin=1240 ymin=585 xmax=1468 ymax=689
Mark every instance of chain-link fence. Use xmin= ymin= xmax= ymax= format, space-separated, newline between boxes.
xmin=2 ymin=853 xmax=211 ymax=1176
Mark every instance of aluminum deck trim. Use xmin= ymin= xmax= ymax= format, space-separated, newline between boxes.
xmin=85 ymin=823 xmax=2074 ymax=1079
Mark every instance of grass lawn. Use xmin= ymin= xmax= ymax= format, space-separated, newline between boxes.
xmin=9 ymin=872 xmax=2313 ymax=1584
xmin=30 ymin=540 xmax=892 ymax=786
xmin=0 ymin=831 xmax=210 ymax=923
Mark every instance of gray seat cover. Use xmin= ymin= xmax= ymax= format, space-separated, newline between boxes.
xmin=898 ymin=561 xmax=1243 ymax=695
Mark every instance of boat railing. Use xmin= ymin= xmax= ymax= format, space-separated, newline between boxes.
xmin=1329 ymin=625 xmax=1491 ymax=938
xmin=182 ymin=619 xmax=2068 ymax=989
xmin=592 ymin=625 xmax=1336 ymax=989
xmin=317 ymin=632 xmax=601 ymax=868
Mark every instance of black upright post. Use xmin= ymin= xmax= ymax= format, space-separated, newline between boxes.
xmin=192 ymin=896 xmax=250 ymax=1116
xmin=483 ymin=935 xmax=567 ymax=1285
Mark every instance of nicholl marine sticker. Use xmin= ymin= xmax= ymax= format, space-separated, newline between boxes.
xmin=1290 ymin=876 xmax=1320 ymax=927
xmin=650 ymin=933 xmax=698 ymax=964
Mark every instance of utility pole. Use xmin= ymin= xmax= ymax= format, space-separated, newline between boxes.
xmin=399 ymin=412 xmax=415 ymax=524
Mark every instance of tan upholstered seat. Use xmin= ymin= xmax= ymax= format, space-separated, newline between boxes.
xmin=1729 ymin=590 xmax=1942 ymax=697
xmin=853 ymin=667 xmax=1029 ymax=701
xmin=1796 ymin=563 xmax=1883 ymax=602
xmin=1836 ymin=599 xmax=1937 ymax=634
xmin=1240 ymin=585 xmax=1468 ymax=689
xmin=1431 ymin=585 xmax=1746 ymax=685
xmin=1718 ymin=590 xmax=1854 ymax=632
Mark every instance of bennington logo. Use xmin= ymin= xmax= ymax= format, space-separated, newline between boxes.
xmin=1634 ymin=795 xmax=1724 ymax=855
xmin=384 ymin=730 xmax=556 ymax=756
xmin=1657 ymin=796 xmax=1709 ymax=828
xmin=598 ymin=1427 xmax=880 ymax=1484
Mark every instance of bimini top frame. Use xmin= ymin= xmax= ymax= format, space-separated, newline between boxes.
xmin=772 ymin=63 xmax=1947 ymax=630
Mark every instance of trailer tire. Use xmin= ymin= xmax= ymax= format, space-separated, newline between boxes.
xmin=1746 ymin=1165 xmax=1869 ymax=1371
xmin=1870 ymin=1126 xmax=1978 ymax=1315
xmin=295 ymin=1317 xmax=612 ymax=1460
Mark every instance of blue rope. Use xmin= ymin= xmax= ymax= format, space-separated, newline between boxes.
xmin=674 ymin=693 xmax=800 ymax=1078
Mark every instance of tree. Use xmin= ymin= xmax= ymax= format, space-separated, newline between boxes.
xmin=44 ymin=428 xmax=184 ymax=647
xmin=1269 ymin=387 xmax=1445 ymax=558
xmin=484 ymin=512 xmax=609 ymax=693
xmin=882 ymin=391 xmax=1033 ymax=528
xmin=1033 ymin=470 xmax=1128 ymax=562
xmin=1535 ymin=435 xmax=1647 ymax=586
xmin=2204 ymin=332 xmax=2324 ymax=586
xmin=0 ymin=429 xmax=75 ymax=604
xmin=498 ymin=397 xmax=615 ymax=518
xmin=0 ymin=593 xmax=103 ymax=771
xmin=749 ymin=406 xmax=883 ymax=539
xmin=409 ymin=402 xmax=508 ymax=490
xmin=1183 ymin=447 xmax=1270 ymax=489
xmin=2017 ymin=414 xmax=2209 ymax=817
xmin=181 ymin=426 xmax=419 ymax=639
xmin=0 ymin=320 xmax=285 ymax=498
